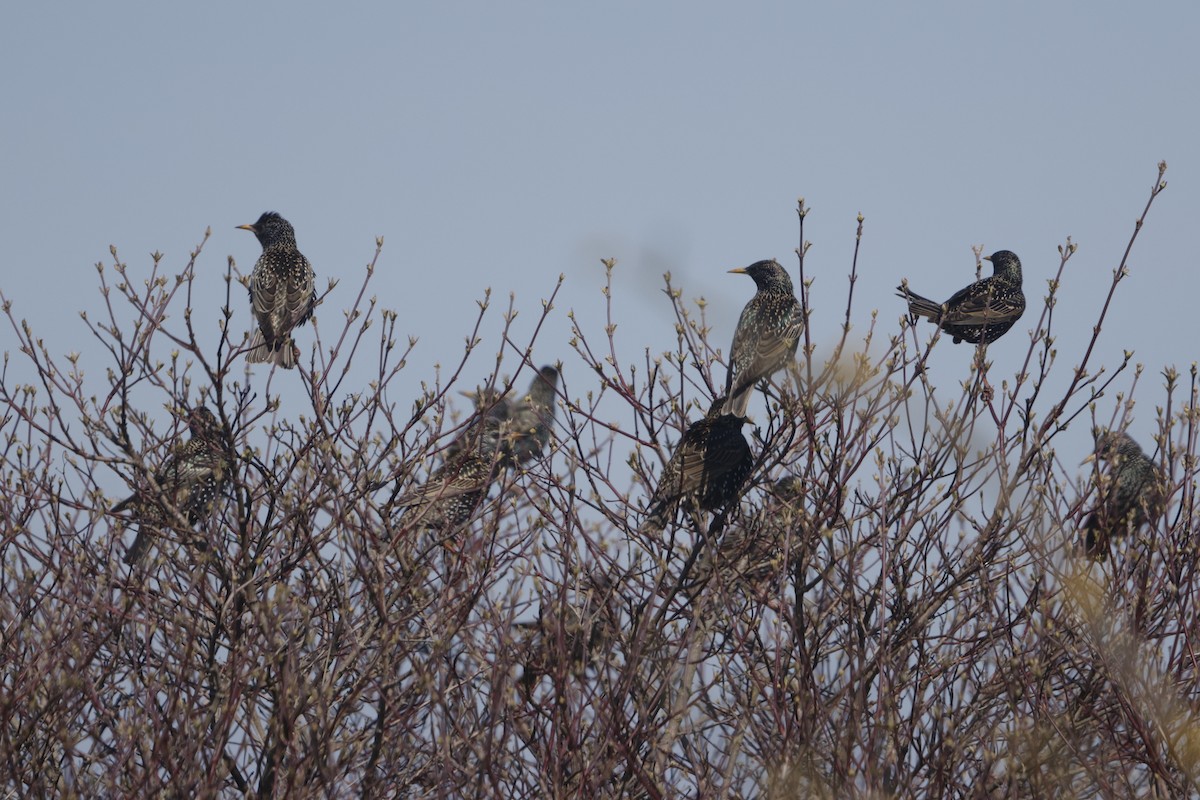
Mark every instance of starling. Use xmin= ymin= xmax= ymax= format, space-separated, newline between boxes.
xmin=397 ymin=452 xmax=499 ymax=530
xmin=454 ymin=366 xmax=559 ymax=466
xmin=112 ymin=407 xmax=231 ymax=564
xmin=896 ymin=250 xmax=1026 ymax=345
xmin=641 ymin=397 xmax=754 ymax=532
xmin=446 ymin=386 xmax=511 ymax=460
xmin=395 ymin=407 xmax=505 ymax=530
xmin=722 ymin=260 xmax=803 ymax=418
xmin=516 ymin=570 xmax=618 ymax=693
xmin=1082 ymin=429 xmax=1164 ymax=558
xmin=237 ymin=212 xmax=316 ymax=369
xmin=504 ymin=365 xmax=559 ymax=465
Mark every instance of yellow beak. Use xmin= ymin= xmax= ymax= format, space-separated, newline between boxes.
xmin=728 ymin=267 xmax=747 ymax=274
xmin=236 ymin=224 xmax=256 ymax=232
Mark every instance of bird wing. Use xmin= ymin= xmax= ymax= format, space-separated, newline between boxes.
xmin=758 ymin=312 xmax=803 ymax=368
xmin=941 ymin=279 xmax=1025 ymax=325
xmin=649 ymin=417 xmax=716 ymax=503
xmin=672 ymin=442 xmax=710 ymax=495
xmin=249 ymin=254 xmax=316 ymax=333
xmin=729 ymin=306 xmax=802 ymax=390
xmin=249 ymin=264 xmax=278 ymax=322
xmin=285 ymin=255 xmax=317 ymax=329
xmin=644 ymin=441 xmax=689 ymax=512
xmin=394 ymin=455 xmax=496 ymax=508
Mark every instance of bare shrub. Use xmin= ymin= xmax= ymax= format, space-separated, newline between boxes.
xmin=2 ymin=163 xmax=1196 ymax=798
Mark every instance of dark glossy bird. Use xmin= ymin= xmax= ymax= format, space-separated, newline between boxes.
xmin=723 ymin=259 xmax=802 ymax=418
xmin=641 ymin=397 xmax=754 ymax=532
xmin=897 ymin=250 xmax=1025 ymax=345
xmin=237 ymin=212 xmax=316 ymax=369
xmin=112 ymin=407 xmax=231 ymax=564
xmin=505 ymin=365 xmax=559 ymax=465
xmin=1082 ymin=429 xmax=1163 ymax=558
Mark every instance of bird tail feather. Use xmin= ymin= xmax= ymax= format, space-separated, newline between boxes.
xmin=246 ymin=329 xmax=298 ymax=369
xmin=111 ymin=494 xmax=135 ymax=515
xmin=896 ymin=286 xmax=942 ymax=321
xmin=639 ymin=510 xmax=668 ymax=534
xmin=124 ymin=527 xmax=153 ymax=565
xmin=721 ymin=387 xmax=752 ymax=418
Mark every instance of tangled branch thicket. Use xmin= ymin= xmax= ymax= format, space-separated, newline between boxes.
xmin=3 ymin=163 xmax=1198 ymax=798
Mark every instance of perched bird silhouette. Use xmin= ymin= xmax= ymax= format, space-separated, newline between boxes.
xmin=504 ymin=365 xmax=559 ymax=465
xmin=641 ymin=397 xmax=754 ymax=532
xmin=723 ymin=260 xmax=802 ymax=418
xmin=1082 ymin=429 xmax=1163 ymax=558
xmin=112 ymin=407 xmax=231 ymax=564
xmin=896 ymin=250 xmax=1025 ymax=345
xmin=237 ymin=212 xmax=316 ymax=369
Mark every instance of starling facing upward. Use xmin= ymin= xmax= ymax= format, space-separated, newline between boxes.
xmin=641 ymin=397 xmax=754 ymax=532
xmin=112 ymin=407 xmax=231 ymax=564
xmin=1082 ymin=429 xmax=1164 ymax=558
xmin=722 ymin=260 xmax=803 ymax=418
xmin=238 ymin=212 xmax=316 ymax=369
xmin=896 ymin=250 xmax=1026 ymax=345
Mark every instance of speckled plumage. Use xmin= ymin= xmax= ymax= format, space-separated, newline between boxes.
xmin=409 ymin=366 xmax=557 ymax=530
xmin=722 ymin=260 xmax=802 ymax=418
xmin=897 ymin=250 xmax=1025 ymax=345
xmin=397 ymin=453 xmax=499 ymax=531
xmin=516 ymin=571 xmax=618 ymax=693
xmin=397 ymin=408 xmax=505 ymax=530
xmin=1083 ymin=429 xmax=1163 ymax=558
xmin=447 ymin=386 xmax=511 ymax=461
xmin=112 ymin=407 xmax=231 ymax=564
xmin=238 ymin=212 xmax=316 ymax=369
xmin=642 ymin=397 xmax=754 ymax=532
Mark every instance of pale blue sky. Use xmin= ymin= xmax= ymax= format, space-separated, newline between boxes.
xmin=2 ymin=4 xmax=1196 ymax=459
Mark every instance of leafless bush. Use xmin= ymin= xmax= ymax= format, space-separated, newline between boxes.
xmin=1 ymin=163 xmax=1196 ymax=798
